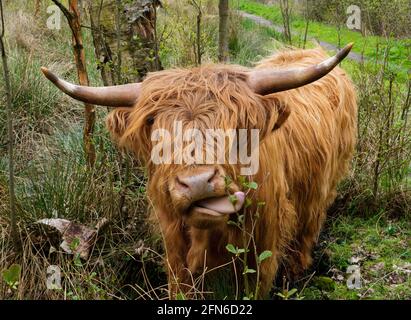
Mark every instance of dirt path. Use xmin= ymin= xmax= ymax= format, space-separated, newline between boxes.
xmin=238 ymin=11 xmax=365 ymax=62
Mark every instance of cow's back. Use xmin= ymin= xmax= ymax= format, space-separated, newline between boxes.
xmin=254 ymin=47 xmax=357 ymax=253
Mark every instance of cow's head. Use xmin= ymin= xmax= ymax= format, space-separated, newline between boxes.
xmin=41 ymin=44 xmax=352 ymax=229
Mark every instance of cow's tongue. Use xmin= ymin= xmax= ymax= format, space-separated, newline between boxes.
xmin=196 ymin=192 xmax=245 ymax=214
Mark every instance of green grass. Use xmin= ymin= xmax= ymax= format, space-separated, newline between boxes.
xmin=230 ymin=18 xmax=283 ymax=66
xmin=237 ymin=0 xmax=411 ymax=79
xmin=300 ymin=215 xmax=411 ymax=300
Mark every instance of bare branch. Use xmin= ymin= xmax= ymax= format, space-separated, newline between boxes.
xmin=51 ymin=0 xmax=73 ymax=21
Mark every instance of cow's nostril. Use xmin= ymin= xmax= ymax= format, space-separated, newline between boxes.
xmin=176 ymin=177 xmax=190 ymax=189
xmin=207 ymin=168 xmax=219 ymax=184
xmin=175 ymin=167 xmax=222 ymax=198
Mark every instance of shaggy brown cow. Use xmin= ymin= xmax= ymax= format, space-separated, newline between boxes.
xmin=41 ymin=44 xmax=357 ymax=298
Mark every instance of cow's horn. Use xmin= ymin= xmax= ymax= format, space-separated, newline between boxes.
xmin=41 ymin=67 xmax=141 ymax=107
xmin=248 ymin=43 xmax=354 ymax=95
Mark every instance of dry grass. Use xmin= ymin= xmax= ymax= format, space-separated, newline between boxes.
xmin=0 ymin=3 xmax=162 ymax=300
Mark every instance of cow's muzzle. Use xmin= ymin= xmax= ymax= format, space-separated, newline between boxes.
xmin=169 ymin=166 xmax=245 ymax=229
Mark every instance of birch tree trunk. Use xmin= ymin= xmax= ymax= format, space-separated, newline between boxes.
xmin=88 ymin=0 xmax=162 ymax=84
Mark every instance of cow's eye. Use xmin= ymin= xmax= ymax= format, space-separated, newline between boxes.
xmin=146 ymin=116 xmax=155 ymax=126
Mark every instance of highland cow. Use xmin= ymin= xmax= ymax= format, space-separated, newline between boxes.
xmin=41 ymin=44 xmax=357 ymax=298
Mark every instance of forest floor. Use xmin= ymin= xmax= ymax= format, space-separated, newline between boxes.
xmin=289 ymin=214 xmax=411 ymax=300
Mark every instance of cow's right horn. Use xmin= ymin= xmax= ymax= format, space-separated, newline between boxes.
xmin=41 ymin=67 xmax=141 ymax=107
xmin=247 ymin=43 xmax=354 ymax=95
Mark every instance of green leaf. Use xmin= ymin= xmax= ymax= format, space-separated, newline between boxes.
xmin=238 ymin=176 xmax=246 ymax=186
xmin=238 ymin=214 xmax=245 ymax=225
xmin=74 ymin=253 xmax=83 ymax=267
xmin=287 ymin=288 xmax=298 ymax=297
xmin=248 ymin=182 xmax=258 ymax=190
xmin=244 ymin=198 xmax=253 ymax=208
xmin=69 ymin=238 xmax=80 ymax=251
xmin=228 ymin=194 xmax=238 ymax=205
xmin=226 ymin=244 xmax=237 ymax=254
xmin=2 ymin=264 xmax=21 ymax=289
xmin=224 ymin=176 xmax=233 ymax=187
xmin=243 ymin=267 xmax=256 ymax=274
xmin=227 ymin=220 xmax=238 ymax=227
xmin=258 ymin=250 xmax=272 ymax=263
xmin=312 ymin=276 xmax=336 ymax=291
xmin=176 ymin=292 xmax=186 ymax=300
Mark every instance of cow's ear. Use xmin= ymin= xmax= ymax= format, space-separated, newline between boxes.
xmin=262 ymin=96 xmax=290 ymax=133
xmin=106 ymin=107 xmax=132 ymax=141
xmin=272 ymin=100 xmax=290 ymax=131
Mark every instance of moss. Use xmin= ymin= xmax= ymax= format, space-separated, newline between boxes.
xmin=309 ymin=216 xmax=411 ymax=299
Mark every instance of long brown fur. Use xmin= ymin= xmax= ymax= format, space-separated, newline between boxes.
xmin=106 ymin=47 xmax=357 ymax=298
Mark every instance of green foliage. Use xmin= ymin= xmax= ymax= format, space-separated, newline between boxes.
xmin=157 ymin=1 xmax=282 ymax=68
xmin=157 ymin=1 xmax=218 ymax=67
xmin=311 ymin=276 xmax=336 ymax=291
xmin=243 ymin=267 xmax=256 ymax=274
xmin=176 ymin=292 xmax=186 ymax=300
xmin=301 ymin=215 xmax=411 ymax=299
xmin=224 ymin=180 xmax=275 ymax=299
xmin=238 ymin=0 xmax=410 ymax=79
xmin=276 ymin=287 xmax=299 ymax=300
xmin=258 ymin=250 xmax=272 ymax=263
xmin=304 ymin=0 xmax=411 ymax=38
xmin=2 ymin=264 xmax=21 ymax=290
xmin=238 ymin=176 xmax=258 ymax=190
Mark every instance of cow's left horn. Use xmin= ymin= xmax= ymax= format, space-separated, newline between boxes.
xmin=247 ymin=43 xmax=353 ymax=95
xmin=41 ymin=67 xmax=141 ymax=107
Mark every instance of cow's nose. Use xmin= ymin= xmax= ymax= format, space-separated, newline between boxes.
xmin=175 ymin=167 xmax=219 ymax=199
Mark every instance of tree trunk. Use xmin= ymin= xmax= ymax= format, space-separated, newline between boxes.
xmin=218 ymin=0 xmax=229 ymax=63
xmin=52 ymin=0 xmax=96 ymax=167
xmin=280 ymin=0 xmax=292 ymax=45
xmin=302 ymin=0 xmax=309 ymax=49
xmin=87 ymin=0 xmax=162 ymax=218
xmin=190 ymin=0 xmax=202 ymax=66
xmin=69 ymin=1 xmax=96 ymax=167
xmin=88 ymin=0 xmax=162 ymax=84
